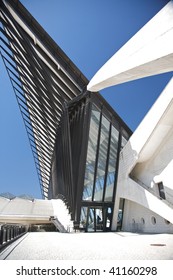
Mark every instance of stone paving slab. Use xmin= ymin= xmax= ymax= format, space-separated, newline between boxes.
xmin=0 ymin=232 xmax=173 ymax=260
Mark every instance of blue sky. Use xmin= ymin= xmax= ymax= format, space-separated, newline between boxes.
xmin=0 ymin=0 xmax=172 ymax=198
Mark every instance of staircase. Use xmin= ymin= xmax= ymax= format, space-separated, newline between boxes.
xmin=51 ymin=199 xmax=74 ymax=232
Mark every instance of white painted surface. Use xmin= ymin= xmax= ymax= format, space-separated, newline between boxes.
xmin=112 ymin=78 xmax=173 ymax=233
xmin=87 ymin=1 xmax=173 ymax=92
xmin=0 ymin=197 xmax=73 ymax=230
xmin=123 ymin=200 xmax=173 ymax=233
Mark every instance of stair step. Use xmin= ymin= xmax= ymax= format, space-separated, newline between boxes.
xmin=51 ymin=199 xmax=74 ymax=232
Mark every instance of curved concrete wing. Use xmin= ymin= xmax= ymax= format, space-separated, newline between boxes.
xmin=87 ymin=1 xmax=173 ymax=92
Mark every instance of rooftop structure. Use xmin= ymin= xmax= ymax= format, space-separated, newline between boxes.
xmin=0 ymin=0 xmax=131 ymax=231
xmin=0 ymin=0 xmax=87 ymax=199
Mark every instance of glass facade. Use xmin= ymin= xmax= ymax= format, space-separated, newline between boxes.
xmin=83 ymin=106 xmax=100 ymax=201
xmin=83 ymin=105 xmax=120 ymax=203
xmin=79 ymin=97 xmax=131 ymax=232
xmin=50 ymin=92 xmax=131 ymax=232
xmin=105 ymin=126 xmax=119 ymax=201
xmin=93 ymin=115 xmax=110 ymax=202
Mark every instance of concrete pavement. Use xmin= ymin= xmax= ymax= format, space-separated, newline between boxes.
xmin=0 ymin=231 xmax=173 ymax=260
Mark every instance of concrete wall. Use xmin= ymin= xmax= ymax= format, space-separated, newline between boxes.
xmin=132 ymin=127 xmax=173 ymax=204
xmin=123 ymin=200 xmax=173 ymax=234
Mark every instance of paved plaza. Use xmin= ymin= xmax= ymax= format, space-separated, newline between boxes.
xmin=0 ymin=231 xmax=173 ymax=260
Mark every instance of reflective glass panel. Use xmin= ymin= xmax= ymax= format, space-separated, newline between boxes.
xmin=105 ymin=207 xmax=112 ymax=229
xmin=104 ymin=126 xmax=119 ymax=201
xmin=94 ymin=115 xmax=110 ymax=201
xmin=95 ymin=208 xmax=103 ymax=231
xmin=121 ymin=135 xmax=128 ymax=150
xmin=88 ymin=208 xmax=95 ymax=231
xmin=80 ymin=207 xmax=88 ymax=230
xmin=82 ymin=106 xmax=100 ymax=200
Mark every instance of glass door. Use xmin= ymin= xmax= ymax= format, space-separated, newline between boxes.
xmin=104 ymin=207 xmax=112 ymax=231
xmin=87 ymin=208 xmax=95 ymax=232
xmin=86 ymin=207 xmax=111 ymax=232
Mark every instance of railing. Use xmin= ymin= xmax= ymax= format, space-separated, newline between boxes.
xmin=50 ymin=216 xmax=68 ymax=233
xmin=50 ymin=216 xmax=74 ymax=233
xmin=0 ymin=224 xmax=27 ymax=250
xmin=130 ymin=175 xmax=173 ymax=209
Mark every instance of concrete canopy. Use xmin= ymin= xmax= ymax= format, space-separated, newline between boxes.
xmin=87 ymin=1 xmax=173 ymax=92
xmin=0 ymin=196 xmax=54 ymax=224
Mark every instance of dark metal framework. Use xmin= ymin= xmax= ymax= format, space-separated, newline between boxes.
xmin=44 ymin=88 xmax=132 ymax=228
xmin=0 ymin=0 xmax=87 ymax=198
xmin=0 ymin=0 xmax=132 ymax=231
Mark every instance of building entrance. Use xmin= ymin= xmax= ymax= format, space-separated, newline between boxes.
xmin=84 ymin=206 xmax=112 ymax=232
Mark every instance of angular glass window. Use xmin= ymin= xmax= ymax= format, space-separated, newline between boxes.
xmin=104 ymin=126 xmax=119 ymax=201
xmin=94 ymin=115 xmax=110 ymax=201
xmin=80 ymin=207 xmax=88 ymax=230
xmin=82 ymin=105 xmax=100 ymax=200
xmin=121 ymin=135 xmax=128 ymax=150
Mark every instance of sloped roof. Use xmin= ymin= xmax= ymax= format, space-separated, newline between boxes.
xmin=0 ymin=0 xmax=88 ymax=198
xmin=0 ymin=195 xmax=54 ymax=217
xmin=0 ymin=192 xmax=16 ymax=200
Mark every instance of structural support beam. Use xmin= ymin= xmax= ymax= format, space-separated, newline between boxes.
xmin=0 ymin=0 xmax=87 ymax=198
xmin=87 ymin=1 xmax=173 ymax=92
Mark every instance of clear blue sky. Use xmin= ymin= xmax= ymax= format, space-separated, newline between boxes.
xmin=0 ymin=0 xmax=172 ymax=198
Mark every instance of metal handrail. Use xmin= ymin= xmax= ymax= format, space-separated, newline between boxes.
xmin=0 ymin=224 xmax=27 ymax=250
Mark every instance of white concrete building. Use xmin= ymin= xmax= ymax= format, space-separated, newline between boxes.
xmin=1 ymin=0 xmax=173 ymax=234
xmin=112 ymin=78 xmax=173 ymax=233
xmin=88 ymin=1 xmax=173 ymax=233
